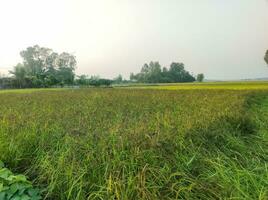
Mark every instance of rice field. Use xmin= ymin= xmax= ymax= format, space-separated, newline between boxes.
xmin=0 ymin=82 xmax=268 ymax=199
xmin=121 ymin=81 xmax=268 ymax=90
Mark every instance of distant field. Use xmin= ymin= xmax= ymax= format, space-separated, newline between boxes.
xmin=118 ymin=81 xmax=268 ymax=90
xmin=0 ymin=83 xmax=267 ymax=199
xmin=0 ymin=88 xmax=67 ymax=94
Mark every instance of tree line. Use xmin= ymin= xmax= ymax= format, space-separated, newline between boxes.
xmin=0 ymin=45 xmax=206 ymax=89
xmin=1 ymin=45 xmax=76 ymax=88
xmin=129 ymin=61 xmax=198 ymax=83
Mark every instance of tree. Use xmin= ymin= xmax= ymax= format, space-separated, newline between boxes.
xmin=161 ymin=67 xmax=172 ymax=83
xmin=129 ymin=73 xmax=136 ymax=81
xmin=20 ymin=45 xmax=52 ymax=77
xmin=9 ymin=63 xmax=26 ymax=88
xmin=140 ymin=63 xmax=150 ymax=82
xmin=0 ymin=77 xmax=15 ymax=89
xmin=98 ymin=79 xmax=113 ymax=87
xmin=131 ymin=62 xmax=162 ymax=83
xmin=55 ymin=52 xmax=76 ymax=85
xmin=113 ymin=74 xmax=123 ymax=84
xmin=148 ymin=61 xmax=162 ymax=83
xmin=76 ymin=75 xmax=89 ymax=85
xmin=265 ymin=50 xmax=268 ymax=65
xmin=130 ymin=61 xmax=195 ymax=83
xmin=43 ymin=52 xmax=60 ymax=86
xmin=169 ymin=62 xmax=185 ymax=82
xmin=196 ymin=73 xmax=205 ymax=82
xmin=168 ymin=62 xmax=195 ymax=83
xmin=87 ymin=77 xmax=113 ymax=87
xmin=10 ymin=45 xmax=76 ymax=88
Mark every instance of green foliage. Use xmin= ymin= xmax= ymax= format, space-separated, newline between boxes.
xmin=8 ymin=45 xmax=76 ymax=88
xmin=0 ymin=161 xmax=41 ymax=200
xmin=89 ymin=78 xmax=113 ymax=87
xmin=131 ymin=61 xmax=195 ymax=83
xmin=0 ymin=78 xmax=16 ymax=89
xmin=9 ymin=64 xmax=26 ymax=88
xmin=76 ymin=75 xmax=88 ymax=85
xmin=76 ymin=75 xmax=113 ymax=87
xmin=265 ymin=50 xmax=268 ymax=64
xmin=0 ymin=85 xmax=267 ymax=199
xmin=113 ymin=74 xmax=123 ymax=84
xmin=196 ymin=73 xmax=205 ymax=82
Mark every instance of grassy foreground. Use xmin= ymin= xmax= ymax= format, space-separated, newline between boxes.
xmin=0 ymin=85 xmax=267 ymax=199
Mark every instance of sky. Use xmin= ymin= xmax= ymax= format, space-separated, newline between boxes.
xmin=0 ymin=0 xmax=268 ymax=80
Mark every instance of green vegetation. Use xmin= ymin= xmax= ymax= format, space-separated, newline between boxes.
xmin=76 ymin=75 xmax=113 ymax=87
xmin=0 ymin=45 xmax=201 ymax=90
xmin=0 ymin=161 xmax=41 ymax=200
xmin=0 ymin=82 xmax=267 ymax=199
xmin=265 ymin=50 xmax=268 ymax=65
xmin=75 ymin=61 xmax=197 ymax=87
xmin=196 ymin=73 xmax=205 ymax=82
xmin=130 ymin=62 xmax=195 ymax=83
xmin=1 ymin=45 xmax=76 ymax=89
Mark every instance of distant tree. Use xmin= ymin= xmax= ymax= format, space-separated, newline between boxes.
xmin=196 ymin=73 xmax=205 ymax=82
xmin=19 ymin=45 xmax=53 ymax=85
xmin=265 ymin=50 xmax=268 ymax=64
xmin=130 ymin=61 xmax=195 ymax=83
xmin=0 ymin=73 xmax=11 ymax=89
xmin=131 ymin=62 xmax=162 ymax=83
xmin=76 ymin=75 xmax=89 ymax=85
xmin=99 ymin=79 xmax=113 ymax=87
xmin=113 ymin=74 xmax=123 ymax=84
xmin=141 ymin=63 xmax=150 ymax=74
xmin=76 ymin=75 xmax=113 ymax=87
xmin=10 ymin=45 xmax=76 ymax=88
xmin=9 ymin=63 xmax=26 ymax=88
xmin=43 ymin=52 xmax=60 ymax=86
xmin=88 ymin=78 xmax=113 ymax=87
xmin=129 ymin=73 xmax=136 ymax=81
xmin=57 ymin=52 xmax=76 ymax=85
xmin=168 ymin=62 xmax=195 ymax=83
xmin=88 ymin=78 xmax=100 ymax=87
xmin=140 ymin=63 xmax=150 ymax=82
xmin=161 ymin=67 xmax=172 ymax=83
xmin=0 ymin=77 xmax=15 ymax=89
xmin=169 ymin=62 xmax=184 ymax=82
xmin=148 ymin=61 xmax=162 ymax=83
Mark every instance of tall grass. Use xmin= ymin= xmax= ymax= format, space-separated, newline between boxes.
xmin=0 ymin=88 xmax=267 ymax=199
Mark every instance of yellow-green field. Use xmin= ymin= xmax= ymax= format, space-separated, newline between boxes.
xmin=0 ymin=88 xmax=67 ymax=94
xmin=120 ymin=81 xmax=268 ymax=90
xmin=0 ymin=82 xmax=267 ymax=199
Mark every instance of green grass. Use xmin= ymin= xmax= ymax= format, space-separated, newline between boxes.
xmin=0 ymin=83 xmax=267 ymax=199
xmin=0 ymin=88 xmax=67 ymax=94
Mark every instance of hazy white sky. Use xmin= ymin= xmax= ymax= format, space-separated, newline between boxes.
xmin=0 ymin=0 xmax=268 ymax=80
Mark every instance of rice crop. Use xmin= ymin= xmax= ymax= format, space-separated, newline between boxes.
xmin=0 ymin=86 xmax=267 ymax=199
xmin=121 ymin=81 xmax=268 ymax=90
